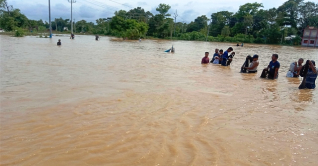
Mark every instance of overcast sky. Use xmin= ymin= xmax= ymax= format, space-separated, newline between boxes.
xmin=7 ymin=0 xmax=310 ymax=23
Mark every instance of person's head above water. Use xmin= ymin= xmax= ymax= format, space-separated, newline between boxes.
xmin=215 ymin=49 xmax=219 ymax=53
xmin=205 ymin=52 xmax=209 ymax=57
xmin=252 ymin=55 xmax=259 ymax=61
xmin=227 ymin=47 xmax=233 ymax=52
xmin=219 ymin=49 xmax=223 ymax=53
xmin=58 ymin=39 xmax=61 ymax=42
xmin=311 ymin=60 xmax=315 ymax=66
xmin=298 ymin=58 xmax=304 ymax=65
xmin=272 ymin=54 xmax=278 ymax=61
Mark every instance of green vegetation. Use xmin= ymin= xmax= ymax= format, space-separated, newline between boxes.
xmin=0 ymin=0 xmax=317 ymax=44
xmin=14 ymin=27 xmax=24 ymax=37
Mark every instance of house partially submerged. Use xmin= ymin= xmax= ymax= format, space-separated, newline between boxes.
xmin=301 ymin=26 xmax=318 ymax=47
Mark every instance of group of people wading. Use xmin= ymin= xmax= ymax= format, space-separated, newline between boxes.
xmin=202 ymin=47 xmax=317 ymax=89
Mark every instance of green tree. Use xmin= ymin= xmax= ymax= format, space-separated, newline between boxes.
xmin=156 ymin=3 xmax=171 ymax=17
xmin=186 ymin=15 xmax=208 ymax=32
xmin=210 ymin=11 xmax=233 ymax=36
xmin=221 ymin=26 xmax=230 ymax=37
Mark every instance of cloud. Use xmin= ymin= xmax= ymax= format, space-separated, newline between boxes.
xmin=137 ymin=2 xmax=148 ymax=6
xmin=79 ymin=5 xmax=96 ymax=18
xmin=8 ymin=0 xmax=309 ymax=24
xmin=181 ymin=9 xmax=199 ymax=22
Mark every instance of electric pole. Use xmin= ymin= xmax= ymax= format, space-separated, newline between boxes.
xmin=48 ymin=0 xmax=52 ymax=38
xmin=74 ymin=19 xmax=75 ymax=33
xmin=206 ymin=19 xmax=211 ymax=42
xmin=68 ymin=0 xmax=76 ymax=34
xmin=173 ymin=10 xmax=178 ymax=37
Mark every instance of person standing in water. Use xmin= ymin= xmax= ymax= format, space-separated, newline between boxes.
xmin=303 ymin=60 xmax=317 ymax=89
xmin=221 ymin=47 xmax=233 ymax=66
xmin=57 ymin=39 xmax=61 ymax=46
xmin=243 ymin=55 xmax=259 ymax=73
xmin=201 ymin=52 xmax=210 ymax=64
xmin=95 ymin=35 xmax=99 ymax=41
xmin=219 ymin=49 xmax=224 ymax=64
xmin=260 ymin=54 xmax=280 ymax=79
xmin=286 ymin=58 xmax=304 ymax=77
xmin=210 ymin=49 xmax=219 ymax=63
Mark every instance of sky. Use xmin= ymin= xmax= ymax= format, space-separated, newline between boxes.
xmin=7 ymin=0 xmax=311 ymax=23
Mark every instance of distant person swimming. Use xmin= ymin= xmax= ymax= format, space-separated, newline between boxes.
xmin=260 ymin=54 xmax=280 ymax=79
xmin=57 ymin=39 xmax=61 ymax=46
xmin=201 ymin=52 xmax=210 ymax=64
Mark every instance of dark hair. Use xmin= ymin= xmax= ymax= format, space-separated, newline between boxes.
xmin=219 ymin=49 xmax=223 ymax=52
xmin=300 ymin=60 xmax=310 ymax=77
xmin=272 ymin=54 xmax=278 ymax=58
xmin=228 ymin=47 xmax=233 ymax=51
xmin=311 ymin=60 xmax=315 ymax=66
xmin=205 ymin=52 xmax=209 ymax=54
xmin=253 ymin=55 xmax=259 ymax=59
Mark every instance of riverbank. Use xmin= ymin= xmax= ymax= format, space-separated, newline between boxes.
xmin=0 ymin=31 xmax=305 ymax=47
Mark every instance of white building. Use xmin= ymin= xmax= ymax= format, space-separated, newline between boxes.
xmin=301 ymin=27 xmax=318 ymax=47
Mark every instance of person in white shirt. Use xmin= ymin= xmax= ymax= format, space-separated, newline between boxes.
xmin=243 ymin=55 xmax=259 ymax=73
xmin=286 ymin=58 xmax=304 ymax=78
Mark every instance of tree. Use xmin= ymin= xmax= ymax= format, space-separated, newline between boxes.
xmin=210 ymin=11 xmax=233 ymax=36
xmin=126 ymin=7 xmax=153 ymax=22
xmin=186 ymin=15 xmax=208 ymax=32
xmin=298 ymin=1 xmax=318 ymax=31
xmin=277 ymin=0 xmax=303 ymax=28
xmin=114 ymin=10 xmax=127 ymax=19
xmin=156 ymin=3 xmax=171 ymax=17
xmin=221 ymin=26 xmax=230 ymax=37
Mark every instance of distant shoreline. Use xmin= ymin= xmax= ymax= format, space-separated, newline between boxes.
xmin=0 ymin=32 xmax=315 ymax=48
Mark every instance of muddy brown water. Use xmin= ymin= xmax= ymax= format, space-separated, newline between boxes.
xmin=1 ymin=35 xmax=318 ymax=166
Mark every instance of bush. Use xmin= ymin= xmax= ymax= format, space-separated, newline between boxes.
xmin=14 ymin=28 xmax=24 ymax=37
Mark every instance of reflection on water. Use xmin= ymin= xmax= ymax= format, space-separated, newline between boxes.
xmin=1 ymin=35 xmax=318 ymax=165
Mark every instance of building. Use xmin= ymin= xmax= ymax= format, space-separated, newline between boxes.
xmin=301 ymin=26 xmax=318 ymax=47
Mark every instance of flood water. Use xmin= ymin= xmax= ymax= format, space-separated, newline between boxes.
xmin=1 ymin=35 xmax=318 ymax=166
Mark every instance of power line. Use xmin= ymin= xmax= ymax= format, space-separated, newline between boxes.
xmin=109 ymin=0 xmax=132 ymax=8
xmin=81 ymin=0 xmax=118 ymax=11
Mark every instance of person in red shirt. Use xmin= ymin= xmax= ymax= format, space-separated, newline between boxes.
xmin=201 ymin=52 xmax=210 ymax=64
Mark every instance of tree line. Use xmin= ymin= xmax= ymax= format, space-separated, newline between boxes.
xmin=0 ymin=0 xmax=317 ymax=44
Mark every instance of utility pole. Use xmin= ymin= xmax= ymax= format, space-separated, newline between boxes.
xmin=74 ymin=19 xmax=76 ymax=33
xmin=206 ymin=19 xmax=211 ymax=42
xmin=68 ymin=0 xmax=76 ymax=34
xmin=48 ymin=0 xmax=52 ymax=38
xmin=173 ymin=10 xmax=178 ymax=37
xmin=55 ymin=18 xmax=57 ymax=31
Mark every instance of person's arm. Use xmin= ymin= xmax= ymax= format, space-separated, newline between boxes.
xmin=309 ymin=61 xmax=317 ymax=74
xmin=293 ymin=62 xmax=298 ymax=71
xmin=274 ymin=68 xmax=279 ymax=78
xmin=245 ymin=62 xmax=259 ymax=69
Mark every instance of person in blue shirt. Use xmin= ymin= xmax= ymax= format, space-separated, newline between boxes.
xmin=260 ymin=54 xmax=280 ymax=79
xmin=299 ymin=60 xmax=317 ymax=89
xmin=221 ymin=47 xmax=233 ymax=66
xmin=210 ymin=49 xmax=219 ymax=63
